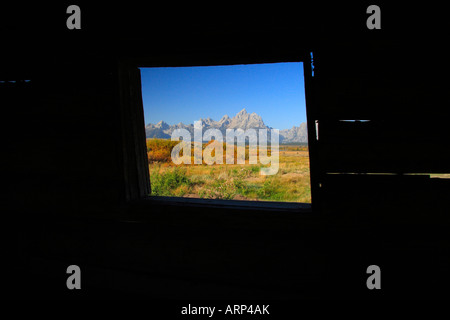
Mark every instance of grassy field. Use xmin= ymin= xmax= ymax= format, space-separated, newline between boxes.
xmin=147 ymin=139 xmax=311 ymax=203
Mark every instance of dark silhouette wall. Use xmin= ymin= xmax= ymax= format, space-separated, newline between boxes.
xmin=2 ymin=3 xmax=449 ymax=300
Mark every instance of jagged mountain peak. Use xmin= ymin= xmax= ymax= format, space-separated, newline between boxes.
xmin=228 ymin=108 xmax=265 ymax=129
xmin=236 ymin=108 xmax=248 ymax=116
xmin=145 ymin=109 xmax=307 ymax=143
xmin=155 ymin=120 xmax=169 ymax=129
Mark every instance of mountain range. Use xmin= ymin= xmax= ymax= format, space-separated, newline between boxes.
xmin=145 ymin=108 xmax=308 ymax=143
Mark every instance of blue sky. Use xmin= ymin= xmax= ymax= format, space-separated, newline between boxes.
xmin=140 ymin=62 xmax=307 ymax=130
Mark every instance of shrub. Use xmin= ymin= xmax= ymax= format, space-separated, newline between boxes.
xmin=150 ymin=167 xmax=191 ymax=196
xmin=256 ymin=178 xmax=282 ymax=200
xmin=250 ymin=165 xmax=260 ymax=174
xmin=147 ymin=139 xmax=180 ymax=163
xmin=198 ymin=178 xmax=237 ymax=200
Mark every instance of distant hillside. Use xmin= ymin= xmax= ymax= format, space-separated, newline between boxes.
xmin=145 ymin=108 xmax=308 ymax=143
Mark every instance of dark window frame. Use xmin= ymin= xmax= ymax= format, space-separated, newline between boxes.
xmin=117 ymin=50 xmax=319 ymax=216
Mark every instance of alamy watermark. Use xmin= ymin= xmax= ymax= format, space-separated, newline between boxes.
xmin=66 ymin=5 xmax=81 ymax=30
xmin=366 ymin=5 xmax=381 ymax=30
xmin=170 ymin=121 xmax=279 ymax=175
xmin=66 ymin=265 xmax=81 ymax=289
xmin=366 ymin=265 xmax=381 ymax=289
xmin=67 ymin=5 xmax=380 ymax=31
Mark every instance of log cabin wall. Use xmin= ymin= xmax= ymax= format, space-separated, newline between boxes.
xmin=1 ymin=3 xmax=449 ymax=300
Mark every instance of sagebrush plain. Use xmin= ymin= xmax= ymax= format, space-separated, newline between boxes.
xmin=147 ymin=138 xmax=311 ymax=203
